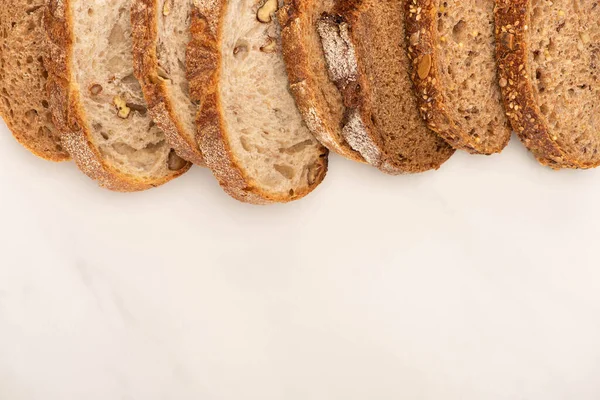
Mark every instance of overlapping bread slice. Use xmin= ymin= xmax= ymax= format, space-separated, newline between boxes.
xmin=0 ymin=0 xmax=69 ymax=161
xmin=187 ymin=0 xmax=328 ymax=204
xmin=318 ymin=0 xmax=454 ymax=174
xmin=132 ymin=0 xmax=205 ymax=166
xmin=278 ymin=0 xmax=364 ymax=163
xmin=495 ymin=0 xmax=600 ymax=169
xmin=45 ymin=0 xmax=190 ymax=191
xmin=405 ymin=0 xmax=511 ymax=155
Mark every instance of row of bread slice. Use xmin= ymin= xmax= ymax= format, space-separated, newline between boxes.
xmin=1 ymin=0 xmax=598 ymax=204
xmin=281 ymin=0 xmax=600 ymax=170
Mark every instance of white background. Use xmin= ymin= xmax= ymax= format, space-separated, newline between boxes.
xmin=1 ymin=120 xmax=600 ymax=399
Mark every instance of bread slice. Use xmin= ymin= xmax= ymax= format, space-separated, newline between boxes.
xmin=318 ymin=0 xmax=454 ymax=174
xmin=45 ymin=0 xmax=190 ymax=191
xmin=278 ymin=0 xmax=364 ymax=163
xmin=495 ymin=0 xmax=600 ymax=169
xmin=405 ymin=0 xmax=511 ymax=155
xmin=187 ymin=0 xmax=328 ymax=204
xmin=0 ymin=0 xmax=69 ymax=162
xmin=132 ymin=0 xmax=205 ymax=166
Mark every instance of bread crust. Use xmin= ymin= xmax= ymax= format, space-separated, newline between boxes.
xmin=278 ymin=0 xmax=364 ymax=163
xmin=187 ymin=1 xmax=328 ymax=204
xmin=131 ymin=0 xmax=205 ymax=166
xmin=0 ymin=1 xmax=69 ymax=162
xmin=45 ymin=0 xmax=190 ymax=192
xmin=320 ymin=1 xmax=454 ymax=174
xmin=405 ymin=0 xmax=511 ymax=155
xmin=494 ymin=0 xmax=584 ymax=169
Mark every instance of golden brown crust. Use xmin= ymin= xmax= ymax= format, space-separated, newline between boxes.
xmin=45 ymin=0 xmax=190 ymax=192
xmin=494 ymin=0 xmax=582 ymax=169
xmin=187 ymin=2 xmax=328 ymax=204
xmin=406 ymin=0 xmax=510 ymax=155
xmin=278 ymin=0 xmax=364 ymax=163
xmin=0 ymin=0 xmax=69 ymax=162
xmin=131 ymin=0 xmax=205 ymax=166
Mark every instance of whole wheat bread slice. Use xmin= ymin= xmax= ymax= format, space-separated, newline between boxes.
xmin=187 ymin=0 xmax=328 ymax=204
xmin=318 ymin=0 xmax=454 ymax=174
xmin=405 ymin=0 xmax=511 ymax=155
xmin=278 ymin=0 xmax=364 ymax=163
xmin=0 ymin=0 xmax=69 ymax=161
xmin=132 ymin=0 xmax=205 ymax=166
xmin=45 ymin=0 xmax=190 ymax=192
xmin=495 ymin=0 xmax=600 ymax=169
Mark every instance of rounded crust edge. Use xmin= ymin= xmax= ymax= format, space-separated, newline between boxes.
xmin=131 ymin=0 xmax=206 ymax=167
xmin=494 ymin=0 xmax=586 ymax=169
xmin=1 ymin=116 xmax=70 ymax=162
xmin=45 ymin=0 xmax=190 ymax=192
xmin=187 ymin=1 xmax=328 ymax=205
xmin=405 ymin=0 xmax=511 ymax=156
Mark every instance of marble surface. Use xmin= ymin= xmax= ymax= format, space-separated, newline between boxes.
xmin=1 ymin=121 xmax=600 ymax=400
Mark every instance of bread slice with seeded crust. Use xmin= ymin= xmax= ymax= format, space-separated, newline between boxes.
xmin=495 ymin=0 xmax=600 ymax=169
xmin=187 ymin=0 xmax=328 ymax=204
xmin=278 ymin=0 xmax=364 ymax=163
xmin=405 ymin=0 xmax=511 ymax=155
xmin=45 ymin=0 xmax=190 ymax=192
xmin=132 ymin=0 xmax=205 ymax=166
xmin=318 ymin=0 xmax=454 ymax=174
xmin=0 ymin=0 xmax=69 ymax=161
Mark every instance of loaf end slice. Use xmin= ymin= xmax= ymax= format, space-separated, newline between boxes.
xmin=406 ymin=0 xmax=511 ymax=155
xmin=495 ymin=0 xmax=600 ymax=169
xmin=132 ymin=0 xmax=205 ymax=166
xmin=278 ymin=0 xmax=364 ymax=163
xmin=45 ymin=0 xmax=190 ymax=192
xmin=187 ymin=0 xmax=328 ymax=204
xmin=0 ymin=0 xmax=69 ymax=162
xmin=318 ymin=0 xmax=454 ymax=174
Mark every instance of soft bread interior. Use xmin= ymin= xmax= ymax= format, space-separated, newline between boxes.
xmin=156 ymin=0 xmax=197 ymax=146
xmin=434 ymin=0 xmax=508 ymax=150
xmin=219 ymin=0 xmax=325 ymax=193
xmin=527 ymin=0 xmax=600 ymax=164
xmin=72 ymin=0 xmax=184 ymax=177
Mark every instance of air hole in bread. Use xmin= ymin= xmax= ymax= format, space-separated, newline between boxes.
xmin=109 ymin=22 xmax=126 ymax=44
xmin=280 ymin=139 xmax=314 ymax=155
xmin=24 ymin=109 xmax=37 ymax=123
xmin=167 ymin=150 xmax=187 ymax=171
xmin=452 ymin=20 xmax=467 ymax=41
xmin=274 ymin=164 xmax=294 ymax=179
xmin=126 ymin=102 xmax=147 ymax=116
xmin=531 ymin=6 xmax=542 ymax=23
xmin=240 ymin=136 xmax=251 ymax=152
xmin=233 ymin=40 xmax=249 ymax=59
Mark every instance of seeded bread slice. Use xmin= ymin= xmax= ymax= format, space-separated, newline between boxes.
xmin=132 ymin=0 xmax=205 ymax=166
xmin=495 ymin=0 xmax=600 ymax=169
xmin=278 ymin=0 xmax=364 ymax=163
xmin=0 ymin=0 xmax=69 ymax=161
xmin=318 ymin=0 xmax=454 ymax=174
xmin=45 ymin=0 xmax=190 ymax=192
xmin=187 ymin=0 xmax=328 ymax=204
xmin=406 ymin=0 xmax=511 ymax=155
